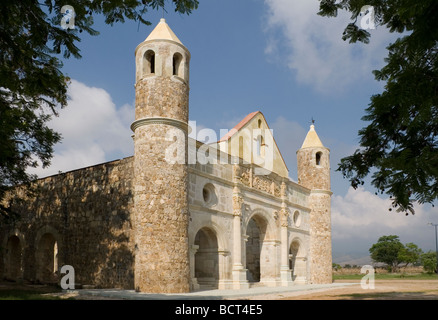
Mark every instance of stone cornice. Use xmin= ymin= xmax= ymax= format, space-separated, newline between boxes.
xmin=135 ymin=39 xmax=191 ymax=58
xmin=131 ymin=117 xmax=188 ymax=133
xmin=310 ymin=189 xmax=333 ymax=196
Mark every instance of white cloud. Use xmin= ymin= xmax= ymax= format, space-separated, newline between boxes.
xmin=332 ymin=187 xmax=438 ymax=253
xmin=269 ymin=114 xmax=438 ymax=256
xmin=29 ymin=79 xmax=134 ymax=177
xmin=263 ymin=0 xmax=398 ymax=93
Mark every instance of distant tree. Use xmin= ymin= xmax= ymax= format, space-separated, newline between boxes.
xmin=318 ymin=0 xmax=438 ymax=214
xmin=369 ymin=235 xmax=404 ymax=272
xmin=0 ymin=0 xmax=199 ymax=222
xmin=421 ymin=251 xmax=438 ymax=273
xmin=332 ymin=263 xmax=342 ymax=271
xmin=398 ymin=242 xmax=423 ymax=267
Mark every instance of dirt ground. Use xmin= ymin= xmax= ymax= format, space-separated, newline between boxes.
xmin=270 ymin=279 xmax=438 ymax=300
xmin=2 ymin=279 xmax=438 ymax=300
xmin=43 ymin=279 xmax=438 ymax=300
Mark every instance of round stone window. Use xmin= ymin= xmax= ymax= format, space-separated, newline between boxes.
xmin=202 ymin=183 xmax=217 ymax=207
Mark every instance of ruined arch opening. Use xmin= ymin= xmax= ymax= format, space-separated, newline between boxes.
xmin=4 ymin=235 xmax=22 ymax=280
xmin=36 ymin=233 xmax=58 ymax=283
xmin=143 ymin=50 xmax=155 ymax=75
xmin=245 ymin=216 xmax=267 ymax=283
xmin=194 ymin=227 xmax=219 ymax=288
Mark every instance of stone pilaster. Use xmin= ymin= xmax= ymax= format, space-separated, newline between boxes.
xmin=231 ymin=164 xmax=249 ymax=289
xmin=280 ymin=182 xmax=293 ymax=286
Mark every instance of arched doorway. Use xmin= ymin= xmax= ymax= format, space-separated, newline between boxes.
xmin=245 ymin=215 xmax=269 ymax=283
xmin=194 ymin=227 xmax=219 ymax=288
xmin=36 ymin=233 xmax=58 ymax=283
xmin=246 ymin=218 xmax=261 ymax=282
xmin=4 ymin=235 xmax=22 ymax=280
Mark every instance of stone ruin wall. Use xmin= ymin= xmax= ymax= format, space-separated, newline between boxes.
xmin=0 ymin=157 xmax=135 ymax=289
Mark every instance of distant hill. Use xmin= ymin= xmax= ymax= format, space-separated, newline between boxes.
xmin=333 ymin=254 xmax=373 ymax=266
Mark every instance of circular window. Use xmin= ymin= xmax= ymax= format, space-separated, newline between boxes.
xmin=293 ymin=211 xmax=301 ymax=227
xmin=202 ymin=183 xmax=217 ymax=207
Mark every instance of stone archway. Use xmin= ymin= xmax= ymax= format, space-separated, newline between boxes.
xmin=245 ymin=217 xmax=263 ymax=282
xmin=4 ymin=235 xmax=22 ymax=280
xmin=245 ymin=212 xmax=276 ymax=284
xmin=244 ymin=209 xmax=278 ymax=285
xmin=194 ymin=227 xmax=219 ymax=289
xmin=36 ymin=233 xmax=58 ymax=283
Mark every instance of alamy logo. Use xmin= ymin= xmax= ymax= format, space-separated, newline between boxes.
xmin=163 ymin=121 xmax=275 ymax=175
xmin=359 ymin=5 xmax=376 ymax=30
xmin=60 ymin=5 xmax=75 ymax=30
xmin=60 ymin=265 xmax=75 ymax=289
xmin=360 ymin=265 xmax=375 ymax=289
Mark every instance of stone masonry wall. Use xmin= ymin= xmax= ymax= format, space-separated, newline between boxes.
xmin=132 ymin=38 xmax=191 ymax=293
xmin=297 ymin=146 xmax=332 ymax=284
xmin=0 ymin=157 xmax=135 ymax=289
xmin=308 ymin=192 xmax=332 ymax=284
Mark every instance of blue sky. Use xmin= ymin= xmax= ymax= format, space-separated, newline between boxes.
xmin=32 ymin=0 xmax=438 ymax=262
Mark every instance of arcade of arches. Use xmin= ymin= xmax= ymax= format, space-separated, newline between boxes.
xmin=191 ymin=213 xmax=307 ymax=289
xmin=2 ymin=230 xmax=59 ymax=284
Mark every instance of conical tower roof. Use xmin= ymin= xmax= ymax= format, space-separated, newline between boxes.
xmin=144 ymin=18 xmax=183 ymax=44
xmin=301 ymin=124 xmax=324 ymax=149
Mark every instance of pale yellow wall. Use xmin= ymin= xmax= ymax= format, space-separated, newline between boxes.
xmin=218 ymin=113 xmax=289 ymax=178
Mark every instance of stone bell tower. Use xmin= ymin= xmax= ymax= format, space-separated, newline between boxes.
xmin=131 ymin=19 xmax=191 ymax=293
xmin=297 ymin=123 xmax=332 ymax=284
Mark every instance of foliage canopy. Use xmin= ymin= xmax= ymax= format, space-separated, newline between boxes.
xmin=318 ymin=0 xmax=438 ymax=214
xmin=0 ymin=0 xmax=199 ymax=221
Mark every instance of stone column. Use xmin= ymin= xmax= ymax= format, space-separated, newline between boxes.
xmin=280 ymin=182 xmax=293 ymax=286
xmin=231 ymin=165 xmax=249 ymax=289
xmin=280 ymin=208 xmax=293 ymax=286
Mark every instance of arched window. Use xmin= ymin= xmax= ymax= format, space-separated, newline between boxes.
xmin=239 ymin=136 xmax=244 ymax=161
xmin=316 ymin=152 xmax=322 ymax=166
xmin=173 ymin=52 xmax=183 ymax=76
xmin=143 ymin=50 xmax=155 ymax=75
xmin=258 ymin=119 xmax=262 ymax=128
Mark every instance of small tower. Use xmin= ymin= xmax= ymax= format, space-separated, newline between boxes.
xmin=131 ymin=19 xmax=191 ymax=293
xmin=297 ymin=123 xmax=332 ymax=284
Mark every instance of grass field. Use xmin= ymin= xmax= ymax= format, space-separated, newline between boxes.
xmin=333 ymin=271 xmax=438 ymax=281
xmin=0 ymin=282 xmax=67 ymax=300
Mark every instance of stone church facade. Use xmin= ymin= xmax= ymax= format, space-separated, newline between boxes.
xmin=0 ymin=19 xmax=332 ymax=293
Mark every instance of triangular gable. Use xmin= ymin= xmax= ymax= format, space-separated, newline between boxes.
xmin=218 ymin=111 xmax=289 ymax=178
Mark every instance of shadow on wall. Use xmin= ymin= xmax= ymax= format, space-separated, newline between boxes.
xmin=0 ymin=158 xmax=135 ymax=289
